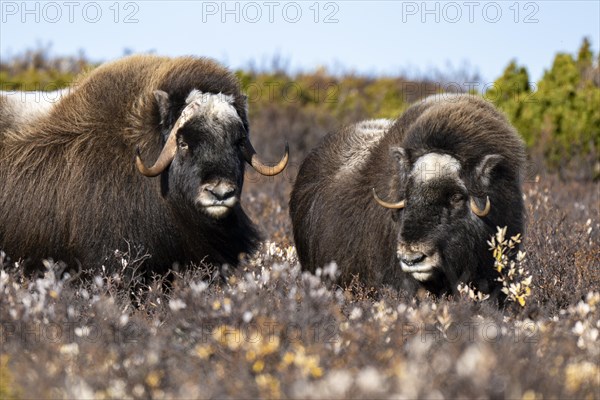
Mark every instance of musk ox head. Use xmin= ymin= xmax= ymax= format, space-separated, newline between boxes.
xmin=373 ymin=148 xmax=504 ymax=292
xmin=136 ymin=89 xmax=288 ymax=219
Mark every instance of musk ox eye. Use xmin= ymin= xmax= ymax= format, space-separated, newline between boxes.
xmin=235 ymin=136 xmax=247 ymax=147
xmin=178 ymin=141 xmax=189 ymax=151
xmin=451 ymin=193 xmax=465 ymax=204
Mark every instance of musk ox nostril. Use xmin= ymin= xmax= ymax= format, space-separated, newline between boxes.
xmin=206 ymin=183 xmax=235 ymax=201
xmin=400 ymin=253 xmax=426 ymax=266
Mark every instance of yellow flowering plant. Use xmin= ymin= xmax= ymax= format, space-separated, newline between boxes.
xmin=487 ymin=226 xmax=533 ymax=307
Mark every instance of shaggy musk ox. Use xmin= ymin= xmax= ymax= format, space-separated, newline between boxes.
xmin=290 ymin=94 xmax=526 ymax=296
xmin=0 ymin=55 xmax=288 ymax=275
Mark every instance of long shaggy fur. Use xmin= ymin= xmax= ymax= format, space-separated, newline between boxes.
xmin=290 ymin=94 xmax=526 ymax=295
xmin=0 ymin=55 xmax=259 ymax=275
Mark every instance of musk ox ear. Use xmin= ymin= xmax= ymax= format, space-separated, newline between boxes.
xmin=153 ymin=90 xmax=170 ymax=126
xmin=476 ymin=154 xmax=503 ymax=187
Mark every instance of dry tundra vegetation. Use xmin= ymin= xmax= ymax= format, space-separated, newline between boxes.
xmin=1 ymin=41 xmax=599 ymax=399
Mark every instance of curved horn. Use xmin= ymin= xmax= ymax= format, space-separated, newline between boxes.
xmin=136 ymin=127 xmax=178 ymax=177
xmin=242 ymin=139 xmax=289 ymax=176
xmin=470 ymin=196 xmax=491 ymax=217
xmin=372 ymin=188 xmax=406 ymax=209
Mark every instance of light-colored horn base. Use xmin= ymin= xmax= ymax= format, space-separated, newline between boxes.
xmin=135 ymin=97 xmax=203 ymax=177
xmin=470 ymin=196 xmax=491 ymax=217
xmin=372 ymin=188 xmax=406 ymax=209
xmin=243 ymin=140 xmax=289 ymax=176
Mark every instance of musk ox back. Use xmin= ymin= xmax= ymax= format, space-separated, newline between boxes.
xmin=290 ymin=94 xmax=526 ymax=296
xmin=0 ymin=89 xmax=67 ymax=132
xmin=0 ymin=55 xmax=287 ymax=275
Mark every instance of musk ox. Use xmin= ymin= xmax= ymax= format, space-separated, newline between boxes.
xmin=290 ymin=94 xmax=526 ymax=296
xmin=0 ymin=55 xmax=288 ymax=275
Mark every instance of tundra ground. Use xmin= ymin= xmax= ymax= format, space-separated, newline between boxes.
xmin=1 ymin=155 xmax=598 ymax=399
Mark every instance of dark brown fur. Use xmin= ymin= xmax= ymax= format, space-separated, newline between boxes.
xmin=290 ymin=94 xmax=526 ymax=295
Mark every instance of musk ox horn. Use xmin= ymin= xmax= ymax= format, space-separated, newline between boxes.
xmin=470 ymin=196 xmax=491 ymax=217
xmin=135 ymin=128 xmax=178 ymax=177
xmin=372 ymin=188 xmax=406 ymax=209
xmin=242 ymin=138 xmax=289 ymax=176
xmin=136 ymin=95 xmax=202 ymax=177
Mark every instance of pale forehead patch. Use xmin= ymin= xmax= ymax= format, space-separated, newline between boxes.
xmin=412 ymin=153 xmax=461 ymax=182
xmin=182 ymin=89 xmax=241 ymax=124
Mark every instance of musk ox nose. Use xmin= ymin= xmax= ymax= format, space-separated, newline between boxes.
xmin=397 ymin=242 xmax=439 ymax=281
xmin=205 ymin=182 xmax=235 ymax=201
xmin=400 ymin=252 xmax=427 ymax=266
xmin=197 ymin=181 xmax=238 ymax=218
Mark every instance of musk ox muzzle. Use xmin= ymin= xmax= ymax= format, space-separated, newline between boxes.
xmin=196 ymin=180 xmax=238 ymax=218
xmin=396 ymin=242 xmax=441 ymax=282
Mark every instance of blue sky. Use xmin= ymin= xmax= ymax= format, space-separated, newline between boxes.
xmin=1 ymin=1 xmax=598 ymax=83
